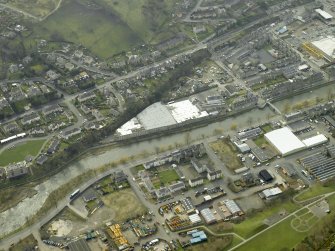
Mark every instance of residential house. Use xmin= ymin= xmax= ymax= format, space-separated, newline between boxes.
xmin=77 ymin=91 xmax=96 ymax=103
xmin=188 ymin=177 xmax=204 ymax=187
xmin=61 ymin=128 xmax=82 ymax=140
xmin=43 ymin=104 xmax=63 ymax=116
xmin=21 ymin=113 xmax=41 ymax=125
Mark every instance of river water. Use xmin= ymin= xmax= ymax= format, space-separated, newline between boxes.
xmin=1 ymin=82 xmax=334 ymax=237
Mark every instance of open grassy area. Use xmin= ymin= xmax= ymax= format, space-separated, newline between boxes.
xmin=101 ymin=188 xmax=147 ymax=221
xmin=9 ymin=234 xmax=37 ymax=251
xmin=209 ymin=139 xmax=242 ymax=170
xmin=158 ymin=169 xmax=180 ymax=184
xmin=97 ymin=0 xmax=175 ymax=41
xmin=0 ymin=139 xmax=46 ymax=166
xmin=7 ymin=0 xmax=59 ymax=18
xmin=237 ymin=195 xmax=335 ymax=250
xmin=236 ymin=216 xmax=307 ymax=251
xmin=233 ymin=200 xmax=300 ymax=238
xmin=29 ymin=0 xmax=182 ymax=58
xmin=260 ymin=124 xmax=272 ymax=133
xmin=130 ymin=164 xmax=145 ymax=175
xmin=32 ymin=0 xmax=142 ymax=58
xmin=295 ymin=183 xmax=335 ymax=202
xmin=253 ymin=135 xmax=268 ymax=148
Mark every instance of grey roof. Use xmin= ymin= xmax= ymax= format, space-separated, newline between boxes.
xmin=224 ymin=199 xmax=242 ymax=214
xmin=238 ymin=127 xmax=262 ymax=140
xmin=169 ymin=181 xmax=185 ymax=192
xmin=181 ymin=197 xmax=194 ymax=211
xmin=36 ymin=155 xmax=48 ymax=165
xmin=68 ymin=238 xmax=92 ymax=251
xmin=82 ymin=190 xmax=97 ymax=202
xmin=200 ymin=208 xmax=216 ymax=223
xmin=301 ymin=152 xmax=335 ymax=181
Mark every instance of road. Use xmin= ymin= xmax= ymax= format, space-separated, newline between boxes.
xmin=44 ymin=52 xmax=118 ymax=78
xmin=0 ymin=150 xmax=182 ymax=249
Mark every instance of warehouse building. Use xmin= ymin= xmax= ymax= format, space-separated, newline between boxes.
xmin=259 ymin=169 xmax=273 ymax=183
xmin=265 ymin=127 xmax=306 ymax=156
xmin=311 ymin=37 xmax=335 ymax=62
xmin=302 ymin=134 xmax=328 ymax=148
xmin=300 ymin=151 xmax=335 ymax=181
xmin=188 ymin=213 xmax=202 ymax=224
xmin=259 ymin=187 xmax=282 ymax=200
xmin=315 ymin=9 xmax=333 ymax=20
xmin=200 ymin=208 xmax=216 ymax=224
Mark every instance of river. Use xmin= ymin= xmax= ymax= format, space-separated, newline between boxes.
xmin=2 ymin=82 xmax=335 ymax=236
xmin=0 ymin=105 xmax=277 ymax=236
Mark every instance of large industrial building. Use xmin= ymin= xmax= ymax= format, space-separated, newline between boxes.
xmin=302 ymin=36 xmax=335 ymax=63
xmin=265 ymin=127 xmax=328 ymax=156
xmin=264 ymin=127 xmax=306 ymax=156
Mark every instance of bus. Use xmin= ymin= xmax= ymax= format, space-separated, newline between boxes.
xmin=70 ymin=189 xmax=80 ymax=200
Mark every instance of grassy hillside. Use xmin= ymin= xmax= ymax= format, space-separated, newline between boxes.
xmin=28 ymin=0 xmax=181 ymax=58
xmin=32 ymin=0 xmax=143 ymax=58
xmin=96 ymin=0 xmax=176 ymax=42
xmin=7 ymin=0 xmax=59 ymax=18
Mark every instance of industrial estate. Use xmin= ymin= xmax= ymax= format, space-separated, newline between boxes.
xmin=1 ymin=0 xmax=335 ymax=250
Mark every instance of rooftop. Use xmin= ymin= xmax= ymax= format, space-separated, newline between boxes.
xmin=167 ymin=100 xmax=208 ymax=123
xmin=265 ymin=127 xmax=305 ymax=156
xmin=315 ymin=9 xmax=333 ymax=20
xmin=311 ymin=37 xmax=335 ymax=59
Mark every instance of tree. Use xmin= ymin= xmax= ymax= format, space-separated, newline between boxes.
xmin=283 ymin=103 xmax=291 ymax=113
xmin=230 ymin=123 xmax=237 ymax=131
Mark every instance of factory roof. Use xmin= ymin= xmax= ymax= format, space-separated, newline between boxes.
xmin=302 ymin=134 xmax=328 ymax=148
xmin=315 ymin=9 xmax=333 ymax=20
xmin=117 ymin=117 xmax=142 ymax=135
xmin=224 ymin=199 xmax=242 ymax=214
xmin=200 ymin=208 xmax=216 ymax=223
xmin=167 ymin=100 xmax=208 ymax=123
xmin=265 ymin=127 xmax=305 ymax=156
xmin=311 ymin=37 xmax=335 ymax=59
xmin=137 ymin=102 xmax=176 ymax=130
xmin=261 ymin=187 xmax=282 ymax=199
xmin=189 ymin=214 xmax=202 ymax=224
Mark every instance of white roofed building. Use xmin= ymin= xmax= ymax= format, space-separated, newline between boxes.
xmin=265 ymin=127 xmax=306 ymax=156
xmin=315 ymin=9 xmax=333 ymax=20
xmin=259 ymin=187 xmax=282 ymax=200
xmin=302 ymin=134 xmax=328 ymax=148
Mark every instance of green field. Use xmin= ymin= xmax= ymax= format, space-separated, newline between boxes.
xmin=295 ymin=183 xmax=335 ymax=202
xmin=8 ymin=0 xmax=58 ymax=18
xmin=98 ymin=0 xmax=174 ymax=41
xmin=235 ymin=195 xmax=335 ymax=250
xmin=0 ymin=139 xmax=46 ymax=166
xmin=30 ymin=0 xmax=179 ymax=58
xmin=233 ymin=200 xmax=300 ymax=238
xmin=32 ymin=0 xmax=142 ymax=58
xmin=236 ymin=216 xmax=307 ymax=251
xmin=158 ymin=169 xmax=180 ymax=184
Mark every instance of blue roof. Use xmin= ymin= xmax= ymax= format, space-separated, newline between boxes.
xmin=192 ymin=231 xmax=205 ymax=237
